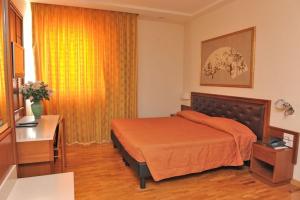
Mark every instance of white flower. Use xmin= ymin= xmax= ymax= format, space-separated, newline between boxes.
xmin=32 ymin=82 xmax=41 ymax=90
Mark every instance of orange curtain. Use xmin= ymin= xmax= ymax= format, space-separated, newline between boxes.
xmin=31 ymin=3 xmax=137 ymax=143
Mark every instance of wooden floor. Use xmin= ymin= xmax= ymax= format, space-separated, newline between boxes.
xmin=64 ymin=144 xmax=300 ymax=200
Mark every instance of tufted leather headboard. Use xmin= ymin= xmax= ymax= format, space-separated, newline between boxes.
xmin=191 ymin=92 xmax=271 ymax=141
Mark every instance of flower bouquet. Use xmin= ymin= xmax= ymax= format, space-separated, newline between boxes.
xmin=20 ymin=81 xmax=53 ymax=119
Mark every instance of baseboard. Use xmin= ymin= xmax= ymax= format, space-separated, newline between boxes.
xmin=0 ymin=165 xmax=17 ymax=200
xmin=291 ymin=179 xmax=300 ymax=187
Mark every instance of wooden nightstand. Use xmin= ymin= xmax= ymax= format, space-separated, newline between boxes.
xmin=250 ymin=142 xmax=293 ymax=185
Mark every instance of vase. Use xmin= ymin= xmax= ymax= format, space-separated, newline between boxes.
xmin=31 ymin=101 xmax=43 ymax=119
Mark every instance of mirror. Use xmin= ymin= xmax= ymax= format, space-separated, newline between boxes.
xmin=0 ymin=0 xmax=9 ymax=134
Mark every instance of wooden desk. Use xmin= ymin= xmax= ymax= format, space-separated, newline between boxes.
xmin=16 ymin=115 xmax=65 ymax=178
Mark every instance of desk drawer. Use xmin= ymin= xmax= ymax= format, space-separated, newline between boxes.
xmin=17 ymin=140 xmax=54 ymax=164
xmin=252 ymin=145 xmax=275 ymax=165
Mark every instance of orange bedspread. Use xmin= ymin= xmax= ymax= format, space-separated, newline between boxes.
xmin=111 ymin=111 xmax=256 ymax=181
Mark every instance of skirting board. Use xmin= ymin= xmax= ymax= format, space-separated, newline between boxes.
xmin=291 ymin=179 xmax=300 ymax=188
xmin=0 ymin=165 xmax=17 ymax=200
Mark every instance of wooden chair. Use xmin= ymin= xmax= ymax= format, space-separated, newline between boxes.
xmin=53 ymin=116 xmax=66 ymax=172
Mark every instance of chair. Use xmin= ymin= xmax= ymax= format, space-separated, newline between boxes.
xmin=53 ymin=116 xmax=66 ymax=172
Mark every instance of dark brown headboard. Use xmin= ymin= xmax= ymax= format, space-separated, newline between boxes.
xmin=191 ymin=92 xmax=271 ymax=141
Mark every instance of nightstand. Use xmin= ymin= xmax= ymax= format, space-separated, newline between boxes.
xmin=250 ymin=142 xmax=293 ymax=185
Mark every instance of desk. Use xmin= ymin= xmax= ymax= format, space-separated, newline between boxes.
xmin=16 ymin=115 xmax=65 ymax=177
xmin=7 ymin=172 xmax=74 ymax=200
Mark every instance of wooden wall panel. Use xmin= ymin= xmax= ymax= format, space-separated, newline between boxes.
xmin=0 ymin=129 xmax=14 ymax=184
xmin=15 ymin=15 xmax=22 ymax=44
xmin=9 ymin=1 xmax=24 ymax=119
xmin=8 ymin=7 xmax=15 ymax=42
xmin=0 ymin=0 xmax=17 ymax=185
xmin=12 ymin=78 xmax=18 ymax=110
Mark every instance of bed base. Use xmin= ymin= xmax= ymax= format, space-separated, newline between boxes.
xmin=111 ymin=131 xmax=151 ymax=188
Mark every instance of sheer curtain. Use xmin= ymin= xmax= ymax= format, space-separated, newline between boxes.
xmin=31 ymin=3 xmax=137 ymax=143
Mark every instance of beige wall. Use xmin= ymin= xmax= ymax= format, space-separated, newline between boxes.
xmin=183 ymin=0 xmax=300 ymax=180
xmin=138 ymin=19 xmax=184 ymax=117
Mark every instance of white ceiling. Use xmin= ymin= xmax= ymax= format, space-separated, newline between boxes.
xmin=30 ymin=0 xmax=234 ymax=23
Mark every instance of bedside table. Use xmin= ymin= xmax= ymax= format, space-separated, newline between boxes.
xmin=250 ymin=142 xmax=293 ymax=184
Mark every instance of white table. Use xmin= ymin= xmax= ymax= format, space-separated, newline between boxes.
xmin=7 ymin=172 xmax=74 ymax=200
xmin=16 ymin=115 xmax=60 ymax=142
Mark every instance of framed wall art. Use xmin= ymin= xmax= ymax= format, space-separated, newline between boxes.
xmin=200 ymin=27 xmax=255 ymax=88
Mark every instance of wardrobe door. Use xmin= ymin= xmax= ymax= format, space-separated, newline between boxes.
xmin=0 ymin=0 xmax=16 ymax=184
xmin=9 ymin=2 xmax=24 ymax=119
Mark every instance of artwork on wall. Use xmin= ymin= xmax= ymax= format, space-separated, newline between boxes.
xmin=200 ymin=27 xmax=255 ymax=88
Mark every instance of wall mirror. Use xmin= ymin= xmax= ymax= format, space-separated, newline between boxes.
xmin=0 ymin=0 xmax=9 ymax=134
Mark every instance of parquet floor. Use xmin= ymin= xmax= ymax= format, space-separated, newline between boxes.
xmin=64 ymin=144 xmax=300 ymax=200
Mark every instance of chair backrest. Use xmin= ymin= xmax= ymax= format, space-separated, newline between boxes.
xmin=54 ymin=117 xmax=63 ymax=148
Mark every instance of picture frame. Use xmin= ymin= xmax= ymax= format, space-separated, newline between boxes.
xmin=200 ymin=27 xmax=255 ymax=88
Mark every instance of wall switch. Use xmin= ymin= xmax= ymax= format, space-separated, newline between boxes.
xmin=283 ymin=133 xmax=294 ymax=148
xmin=283 ymin=133 xmax=294 ymax=141
xmin=285 ymin=140 xmax=293 ymax=148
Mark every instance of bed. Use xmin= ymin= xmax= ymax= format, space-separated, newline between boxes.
xmin=111 ymin=92 xmax=271 ymax=188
